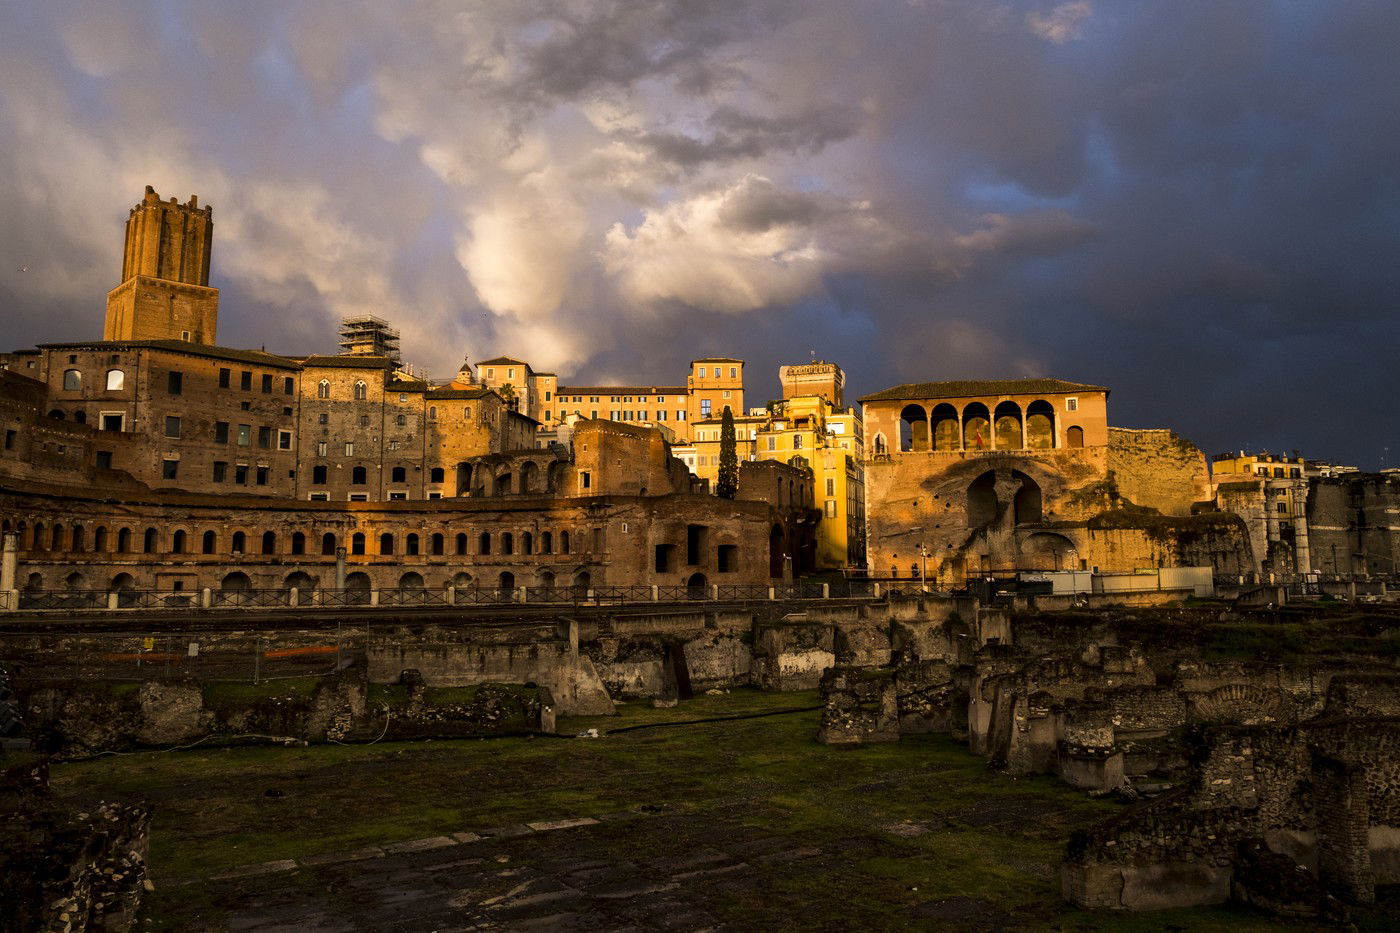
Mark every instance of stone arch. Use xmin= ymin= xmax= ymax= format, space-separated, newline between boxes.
xmin=344 ymin=571 xmax=371 ymax=604
xmin=380 ymin=532 xmax=395 ymax=555
xmin=502 ymin=532 xmax=514 ymax=555
xmin=455 ymin=532 xmax=468 ymax=555
xmin=1190 ymin=684 xmax=1296 ymax=725
xmin=285 ymin=571 xmax=316 ymax=592
xmin=1026 ymin=400 xmax=1055 ymax=449
xmin=452 ymin=571 xmax=474 ymax=588
xmin=522 ymin=531 xmax=534 ymax=555
xmin=686 ymin=572 xmax=708 ymax=598
xmin=71 ymin=525 xmax=85 ymax=551
xmin=456 ymin=462 xmax=472 ymax=496
xmin=498 ymin=570 xmax=515 ymax=593
xmin=202 ymin=530 xmax=217 ymax=554
xmin=873 ymin=433 xmax=888 ymax=455
xmin=431 ymin=532 xmax=444 ymax=555
xmin=231 ymin=531 xmax=246 ymax=554
xmin=116 ymin=528 xmax=132 ymax=553
xmin=111 ymin=572 xmax=136 ymax=592
xmin=962 ymin=403 xmax=991 ymax=451
xmin=1012 ymin=471 xmax=1043 ymax=524
xmin=899 ymin=404 xmax=929 ymax=452
xmin=537 ymin=569 xmax=556 ymax=589
xmin=1066 ymin=425 xmax=1084 ymax=448
xmin=322 ymin=532 xmax=337 ymax=555
xmin=64 ymin=571 xmax=85 ymax=590
xmin=547 ymin=461 xmax=565 ymax=492
xmin=24 ymin=572 xmax=42 ymax=591
xmin=967 ymin=471 xmax=998 ymax=527
xmin=143 ymin=527 xmax=158 ymax=553
xmin=51 ymin=524 xmax=65 ymax=550
xmin=351 ymin=532 xmax=366 ymax=555
xmin=221 ymin=571 xmax=252 ymax=593
xmin=993 ymin=401 xmax=1023 ymax=450
xmin=398 ymin=571 xmax=425 ymax=590
xmin=931 ymin=404 xmax=960 ymax=451
xmin=494 ymin=469 xmax=513 ymax=496
xmin=479 ymin=531 xmax=492 ymax=555
xmin=560 ymin=530 xmax=571 ymax=554
xmin=571 ymin=570 xmax=590 ymax=595
xmin=1021 ymin=532 xmax=1075 ymax=571
xmin=520 ymin=461 xmax=540 ymax=494
xmin=541 ymin=531 xmax=553 ymax=554
xmin=93 ymin=526 xmax=108 ymax=552
xmin=405 ymin=533 xmax=420 ymax=556
xmin=171 ymin=529 xmax=187 ymax=554
xmin=261 ymin=531 xmax=277 ymax=555
xmin=291 ymin=531 xmax=306 ymax=555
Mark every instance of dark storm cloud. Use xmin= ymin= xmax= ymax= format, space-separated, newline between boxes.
xmin=1 ymin=0 xmax=1397 ymax=464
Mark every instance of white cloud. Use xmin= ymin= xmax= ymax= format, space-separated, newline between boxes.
xmin=1027 ymin=2 xmax=1093 ymax=44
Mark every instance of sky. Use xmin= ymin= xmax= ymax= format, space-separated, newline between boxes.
xmin=2 ymin=1 xmax=1398 ymax=467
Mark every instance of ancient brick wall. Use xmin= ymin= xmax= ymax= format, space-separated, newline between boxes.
xmin=1107 ymin=427 xmax=1211 ymax=516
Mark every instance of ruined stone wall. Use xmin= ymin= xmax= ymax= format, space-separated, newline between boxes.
xmin=1308 ymin=474 xmax=1400 ymax=577
xmin=1107 ymin=427 xmax=1211 ymax=517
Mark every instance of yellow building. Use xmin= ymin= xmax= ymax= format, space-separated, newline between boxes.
xmin=676 ymin=361 xmax=866 ymax=571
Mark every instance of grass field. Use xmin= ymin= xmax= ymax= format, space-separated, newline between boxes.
xmin=47 ymin=688 xmax=1394 ymax=931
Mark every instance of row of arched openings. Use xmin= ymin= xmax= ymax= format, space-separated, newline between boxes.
xmin=893 ymin=401 xmax=1083 ymax=453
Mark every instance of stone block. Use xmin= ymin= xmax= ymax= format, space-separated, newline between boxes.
xmin=817 ymin=666 xmax=899 ymax=745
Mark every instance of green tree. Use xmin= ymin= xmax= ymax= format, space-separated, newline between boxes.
xmin=717 ymin=405 xmax=738 ymax=499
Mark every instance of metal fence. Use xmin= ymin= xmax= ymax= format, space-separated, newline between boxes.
xmin=1 ymin=631 xmax=348 ymax=684
xmin=4 ymin=580 xmax=897 ymax=614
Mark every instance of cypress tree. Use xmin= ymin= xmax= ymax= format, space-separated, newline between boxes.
xmin=717 ymin=405 xmax=738 ymax=499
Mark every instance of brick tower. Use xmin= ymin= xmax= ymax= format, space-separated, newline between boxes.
xmin=103 ymin=185 xmax=218 ymax=344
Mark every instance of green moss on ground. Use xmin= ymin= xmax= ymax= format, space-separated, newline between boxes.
xmin=47 ymin=686 xmax=1389 ymax=932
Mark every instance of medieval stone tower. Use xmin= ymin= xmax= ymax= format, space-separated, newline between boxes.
xmin=103 ymin=185 xmax=218 ymax=344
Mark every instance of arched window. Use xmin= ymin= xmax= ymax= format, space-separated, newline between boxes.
xmin=93 ymin=526 xmax=108 ymax=552
xmin=202 ymin=530 xmax=216 ymax=554
xmin=406 ymin=533 xmax=420 ymax=556
xmin=143 ymin=527 xmax=158 ymax=553
xmin=450 ymin=532 xmax=466 ymax=555
xmin=502 ymin=532 xmax=514 ymax=555
xmin=428 ymin=406 xmax=437 ymax=421
xmin=380 ymin=533 xmax=395 ymax=555
xmin=353 ymin=381 xmax=367 ymax=400
xmin=291 ymin=531 xmax=306 ymax=555
xmin=106 ymin=370 xmax=125 ymax=391
xmin=1013 ymin=471 xmax=1043 ymax=524
xmin=479 ymin=532 xmax=492 ymax=555
xmin=560 ymin=530 xmax=570 ymax=554
xmin=962 ymin=403 xmax=991 ymax=451
xmin=392 ymin=466 xmax=407 ymax=483
xmin=993 ymin=401 xmax=1023 ymax=450
xmin=51 ymin=525 xmax=64 ymax=550
xmin=967 ymin=472 xmax=998 ymax=527
xmin=931 ymin=404 xmax=959 ymax=451
xmin=351 ymin=532 xmax=366 ymax=555
xmin=30 ymin=522 xmax=44 ymax=551
xmin=262 ymin=531 xmax=276 ymax=554
xmin=317 ymin=380 xmax=330 ymax=399
xmin=74 ymin=411 xmax=86 ymax=424
xmin=1066 ymin=426 xmax=1084 ymax=448
xmin=463 ymin=406 xmax=471 ymax=419
xmin=172 ymin=530 xmax=187 ymax=554
xmin=431 ymin=533 xmax=444 ymax=555
xmin=541 ymin=531 xmax=553 ymax=554
xmin=522 ymin=532 xmax=533 ymax=555
xmin=1026 ymin=401 xmax=1055 ymax=450
xmin=430 ymin=468 xmax=445 ymax=484
xmin=231 ymin=531 xmax=246 ymax=554
xmin=899 ymin=405 xmax=929 ymax=452
xmin=71 ymin=526 xmax=85 ymax=552
xmin=321 ymin=532 xmax=337 ymax=555
xmin=63 ymin=369 xmax=82 ymax=391
xmin=352 ymin=466 xmax=367 ymax=485
xmin=117 ymin=528 xmax=131 ymax=553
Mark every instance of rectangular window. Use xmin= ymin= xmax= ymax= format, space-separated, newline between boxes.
xmin=278 ymin=429 xmax=293 ymax=450
xmin=318 ymin=413 xmax=329 ymax=425
xmin=730 ymin=367 xmax=737 ymax=378
xmin=256 ymin=466 xmax=269 ymax=485
xmin=826 ymin=500 xmax=837 ymax=518
xmin=1065 ymin=397 xmax=1079 ymax=412
xmin=388 ymin=491 xmax=406 ymax=501
xmin=240 ymin=371 xmax=252 ymax=391
xmin=218 ymin=368 xmax=230 ymax=388
xmin=590 ymin=410 xmax=598 ymax=418
xmin=545 ymin=391 xmax=552 ymax=401
xmin=657 ymin=411 xmax=666 ymax=421
xmin=317 ymin=441 xmax=327 ymax=456
xmin=544 ymin=410 xmax=551 ymax=420
xmin=236 ymin=424 xmax=251 ymax=446
xmin=235 ymin=464 xmax=248 ymax=484
xmin=348 ymin=493 xmax=369 ymax=502
xmin=309 ymin=492 xmax=329 ymax=501
xmin=167 ymin=371 xmax=183 ymax=395
xmin=312 ymin=465 xmax=327 ymax=484
xmin=793 ymin=435 xmax=803 ymax=449
xmin=95 ymin=450 xmax=112 ymax=469
xmin=344 ymin=442 xmax=354 ymax=456
xmin=214 ymin=421 xmax=229 ymax=443
xmin=162 ymin=459 xmax=179 ymax=479
xmin=213 ymin=461 xmax=227 ymax=482
xmin=283 ymin=376 xmax=294 ymax=395
xmin=261 ymin=373 xmax=273 ymax=393
xmin=101 ymin=413 xmax=124 ymax=432
xmin=723 ymin=390 xmax=731 ymax=398
xmin=826 ymin=478 xmax=835 ymax=496
xmin=257 ymin=426 xmax=271 ymax=448
xmin=581 ymin=471 xmax=591 ymax=490
xmin=678 ymin=411 xmax=687 ymax=421
xmin=768 ymin=436 xmax=776 ymax=451
xmin=164 ymin=415 xmax=181 ymax=438
xmin=359 ymin=414 xmax=370 ymax=428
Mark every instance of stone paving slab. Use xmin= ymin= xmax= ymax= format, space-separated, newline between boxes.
xmin=210 ymin=859 xmax=298 ymax=881
xmin=528 ymin=816 xmax=600 ymax=832
xmin=299 ymin=845 xmax=385 ymax=867
xmin=383 ymin=835 xmax=459 ymax=854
